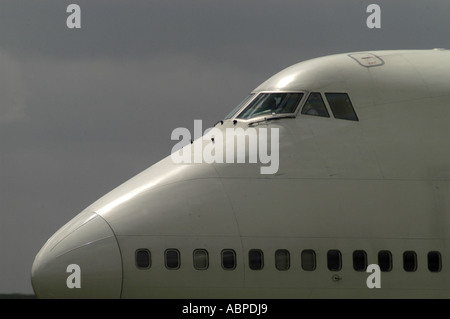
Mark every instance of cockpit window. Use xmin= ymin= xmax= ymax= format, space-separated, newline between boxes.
xmin=236 ymin=92 xmax=304 ymax=120
xmin=224 ymin=94 xmax=255 ymax=120
xmin=325 ymin=93 xmax=359 ymax=121
xmin=301 ymin=92 xmax=330 ymax=118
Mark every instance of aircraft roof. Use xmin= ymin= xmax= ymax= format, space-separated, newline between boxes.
xmin=252 ymin=49 xmax=450 ymax=107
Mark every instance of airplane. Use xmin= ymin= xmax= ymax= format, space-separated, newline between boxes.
xmin=31 ymin=49 xmax=450 ymax=298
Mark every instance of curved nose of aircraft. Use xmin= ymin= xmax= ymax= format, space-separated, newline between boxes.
xmin=31 ymin=210 xmax=122 ymax=298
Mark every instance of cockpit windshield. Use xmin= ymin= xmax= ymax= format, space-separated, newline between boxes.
xmin=236 ymin=92 xmax=304 ymax=120
xmin=224 ymin=94 xmax=255 ymax=120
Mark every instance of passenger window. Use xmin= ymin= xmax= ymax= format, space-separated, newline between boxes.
xmin=193 ymin=249 xmax=209 ymax=270
xmin=353 ymin=250 xmax=367 ymax=271
xmin=135 ymin=249 xmax=151 ymax=269
xmin=403 ymin=251 xmax=417 ymax=272
xmin=378 ymin=250 xmax=393 ymax=272
xmin=301 ymin=92 xmax=330 ymax=118
xmin=327 ymin=250 xmax=342 ymax=271
xmin=325 ymin=93 xmax=359 ymax=121
xmin=222 ymin=249 xmax=236 ymax=270
xmin=275 ymin=249 xmax=290 ymax=271
xmin=249 ymin=249 xmax=264 ymax=270
xmin=428 ymin=251 xmax=442 ymax=272
xmin=165 ymin=249 xmax=180 ymax=270
xmin=301 ymin=249 xmax=316 ymax=271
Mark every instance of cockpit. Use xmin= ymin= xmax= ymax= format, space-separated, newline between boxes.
xmin=235 ymin=92 xmax=304 ymax=119
xmin=225 ymin=91 xmax=358 ymax=122
xmin=224 ymin=92 xmax=304 ymax=121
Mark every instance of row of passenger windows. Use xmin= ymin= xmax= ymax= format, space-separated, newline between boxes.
xmin=135 ymin=249 xmax=442 ymax=273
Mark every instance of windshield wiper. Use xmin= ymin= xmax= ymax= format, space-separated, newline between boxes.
xmin=247 ymin=115 xmax=294 ymax=126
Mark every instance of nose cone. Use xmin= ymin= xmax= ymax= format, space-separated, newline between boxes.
xmin=31 ymin=210 xmax=122 ymax=298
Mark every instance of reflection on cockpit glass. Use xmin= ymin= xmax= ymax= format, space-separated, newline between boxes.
xmin=236 ymin=93 xmax=304 ymax=120
xmin=224 ymin=94 xmax=255 ymax=120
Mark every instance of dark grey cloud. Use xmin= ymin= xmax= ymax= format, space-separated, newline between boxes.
xmin=1 ymin=0 xmax=450 ymax=294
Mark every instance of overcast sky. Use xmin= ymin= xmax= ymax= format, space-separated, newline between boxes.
xmin=1 ymin=0 xmax=450 ymax=295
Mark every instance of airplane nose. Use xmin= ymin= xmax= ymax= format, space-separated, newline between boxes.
xmin=31 ymin=210 xmax=122 ymax=298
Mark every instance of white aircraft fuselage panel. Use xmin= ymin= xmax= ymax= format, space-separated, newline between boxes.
xmin=32 ymin=50 xmax=450 ymax=298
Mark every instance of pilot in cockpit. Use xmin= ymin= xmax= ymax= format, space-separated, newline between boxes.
xmin=263 ymin=93 xmax=283 ymax=114
xmin=260 ymin=95 xmax=278 ymax=114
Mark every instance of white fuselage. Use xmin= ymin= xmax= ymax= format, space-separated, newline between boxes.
xmin=32 ymin=50 xmax=450 ymax=298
